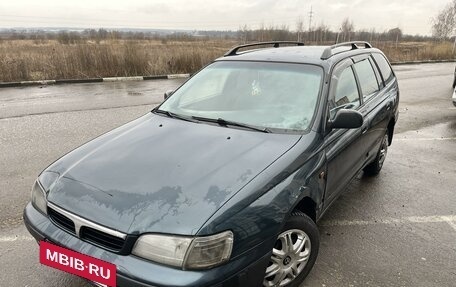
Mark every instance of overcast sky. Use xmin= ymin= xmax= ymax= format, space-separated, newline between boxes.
xmin=0 ymin=0 xmax=448 ymax=35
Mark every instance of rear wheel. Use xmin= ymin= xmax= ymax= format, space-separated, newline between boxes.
xmin=263 ymin=211 xmax=319 ymax=287
xmin=364 ymin=133 xmax=389 ymax=176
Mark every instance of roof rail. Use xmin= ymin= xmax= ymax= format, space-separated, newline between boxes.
xmin=224 ymin=41 xmax=304 ymax=57
xmin=321 ymin=41 xmax=373 ymax=60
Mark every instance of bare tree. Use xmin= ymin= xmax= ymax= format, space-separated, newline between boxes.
xmin=259 ymin=22 xmax=266 ymax=42
xmin=314 ymin=22 xmax=329 ymax=44
xmin=296 ymin=17 xmax=304 ymax=42
xmin=387 ymin=27 xmax=402 ymax=48
xmin=432 ymin=0 xmax=456 ymax=39
xmin=238 ymin=25 xmax=250 ymax=43
xmin=340 ymin=18 xmax=355 ymax=42
xmin=369 ymin=28 xmax=376 ymax=43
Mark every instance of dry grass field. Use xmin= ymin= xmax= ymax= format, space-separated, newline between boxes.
xmin=377 ymin=41 xmax=456 ymax=62
xmin=0 ymin=39 xmax=454 ymax=82
xmin=0 ymin=39 xmax=234 ymax=82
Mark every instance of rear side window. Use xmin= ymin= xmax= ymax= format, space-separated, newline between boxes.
xmin=372 ymin=53 xmax=394 ymax=83
xmin=353 ymin=59 xmax=379 ymax=102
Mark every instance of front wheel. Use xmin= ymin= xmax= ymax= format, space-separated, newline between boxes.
xmin=263 ymin=211 xmax=319 ymax=287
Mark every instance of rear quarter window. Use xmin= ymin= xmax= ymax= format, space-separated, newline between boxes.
xmin=372 ymin=53 xmax=394 ymax=84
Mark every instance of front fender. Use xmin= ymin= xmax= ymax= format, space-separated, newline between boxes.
xmin=198 ymin=149 xmax=326 ymax=260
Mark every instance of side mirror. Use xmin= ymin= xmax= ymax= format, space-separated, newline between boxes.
xmin=329 ymin=109 xmax=363 ymax=130
xmin=164 ymin=90 xmax=174 ymax=100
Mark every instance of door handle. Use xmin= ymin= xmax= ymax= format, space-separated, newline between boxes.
xmin=362 ymin=126 xmax=368 ymax=134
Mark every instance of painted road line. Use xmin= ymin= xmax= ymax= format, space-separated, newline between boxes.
xmin=0 ymin=235 xmax=34 ymax=242
xmin=56 ymin=78 xmax=103 ymax=84
xmin=102 ymin=76 xmax=144 ymax=82
xmin=167 ymin=74 xmax=190 ymax=79
xmin=441 ymin=216 xmax=456 ymax=232
xmin=20 ymin=80 xmax=56 ymax=86
xmin=395 ymin=137 xmax=456 ymax=141
xmin=143 ymin=75 xmax=168 ymax=80
xmin=320 ymin=215 xmax=456 ymax=227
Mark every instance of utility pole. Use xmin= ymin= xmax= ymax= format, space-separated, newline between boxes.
xmin=308 ymin=6 xmax=314 ymax=32
xmin=308 ymin=5 xmax=314 ymax=43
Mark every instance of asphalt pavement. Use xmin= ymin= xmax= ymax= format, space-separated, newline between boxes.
xmin=0 ymin=63 xmax=455 ymax=287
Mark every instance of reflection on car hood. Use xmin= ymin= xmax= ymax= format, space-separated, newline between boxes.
xmin=45 ymin=113 xmax=301 ymax=235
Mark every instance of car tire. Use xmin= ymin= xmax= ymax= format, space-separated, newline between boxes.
xmin=453 ymin=77 xmax=456 ymax=89
xmin=363 ymin=133 xmax=389 ymax=176
xmin=262 ymin=211 xmax=319 ymax=287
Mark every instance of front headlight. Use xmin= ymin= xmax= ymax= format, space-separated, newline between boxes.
xmin=132 ymin=234 xmax=192 ymax=267
xmin=184 ymin=231 xmax=233 ymax=269
xmin=132 ymin=231 xmax=233 ymax=270
xmin=31 ymin=180 xmax=47 ymax=215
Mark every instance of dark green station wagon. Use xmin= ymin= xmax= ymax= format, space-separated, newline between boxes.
xmin=24 ymin=41 xmax=399 ymax=287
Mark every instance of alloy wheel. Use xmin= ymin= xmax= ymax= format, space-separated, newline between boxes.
xmin=263 ymin=229 xmax=311 ymax=287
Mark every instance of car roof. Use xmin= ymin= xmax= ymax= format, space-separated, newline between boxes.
xmin=215 ymin=43 xmax=384 ymax=70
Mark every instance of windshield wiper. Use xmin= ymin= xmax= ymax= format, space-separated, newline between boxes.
xmin=192 ymin=116 xmax=271 ymax=133
xmin=153 ymin=109 xmax=196 ymax=122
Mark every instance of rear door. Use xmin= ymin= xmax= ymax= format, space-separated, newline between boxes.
xmin=352 ymin=54 xmax=394 ymax=165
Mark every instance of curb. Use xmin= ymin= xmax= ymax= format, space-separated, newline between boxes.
xmin=0 ymin=74 xmax=190 ymax=88
xmin=1 ymin=59 xmax=456 ymax=88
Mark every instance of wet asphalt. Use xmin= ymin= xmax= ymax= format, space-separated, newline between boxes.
xmin=0 ymin=63 xmax=455 ymax=287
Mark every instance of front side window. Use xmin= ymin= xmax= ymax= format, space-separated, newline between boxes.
xmin=353 ymin=58 xmax=380 ymax=101
xmin=159 ymin=61 xmax=324 ymax=132
xmin=330 ymin=66 xmax=360 ymax=119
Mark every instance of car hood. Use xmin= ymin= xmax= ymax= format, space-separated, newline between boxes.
xmin=45 ymin=113 xmax=301 ymax=235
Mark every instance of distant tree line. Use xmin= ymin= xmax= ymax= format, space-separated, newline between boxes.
xmin=0 ymin=19 xmax=440 ymax=45
xmin=237 ymin=19 xmax=432 ymax=45
xmin=0 ymin=28 xmax=225 ymax=44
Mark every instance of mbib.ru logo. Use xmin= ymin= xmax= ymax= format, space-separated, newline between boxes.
xmin=40 ymin=241 xmax=116 ymax=287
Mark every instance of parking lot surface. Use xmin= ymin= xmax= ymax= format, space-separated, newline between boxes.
xmin=0 ymin=63 xmax=455 ymax=286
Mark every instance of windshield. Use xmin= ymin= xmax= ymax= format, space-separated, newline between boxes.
xmin=158 ymin=61 xmax=323 ymax=132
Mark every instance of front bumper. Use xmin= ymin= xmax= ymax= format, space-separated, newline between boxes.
xmin=23 ymin=203 xmax=270 ymax=287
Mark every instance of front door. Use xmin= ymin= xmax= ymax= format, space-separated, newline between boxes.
xmin=324 ymin=59 xmax=368 ymax=205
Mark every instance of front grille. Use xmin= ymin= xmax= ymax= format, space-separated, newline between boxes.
xmin=80 ymin=226 xmax=126 ymax=251
xmin=48 ymin=207 xmax=76 ymax=234
xmin=47 ymin=204 xmax=129 ymax=253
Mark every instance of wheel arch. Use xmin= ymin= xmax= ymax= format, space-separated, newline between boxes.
xmin=293 ymin=196 xmax=317 ymax=223
xmin=387 ymin=118 xmax=395 ymax=146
